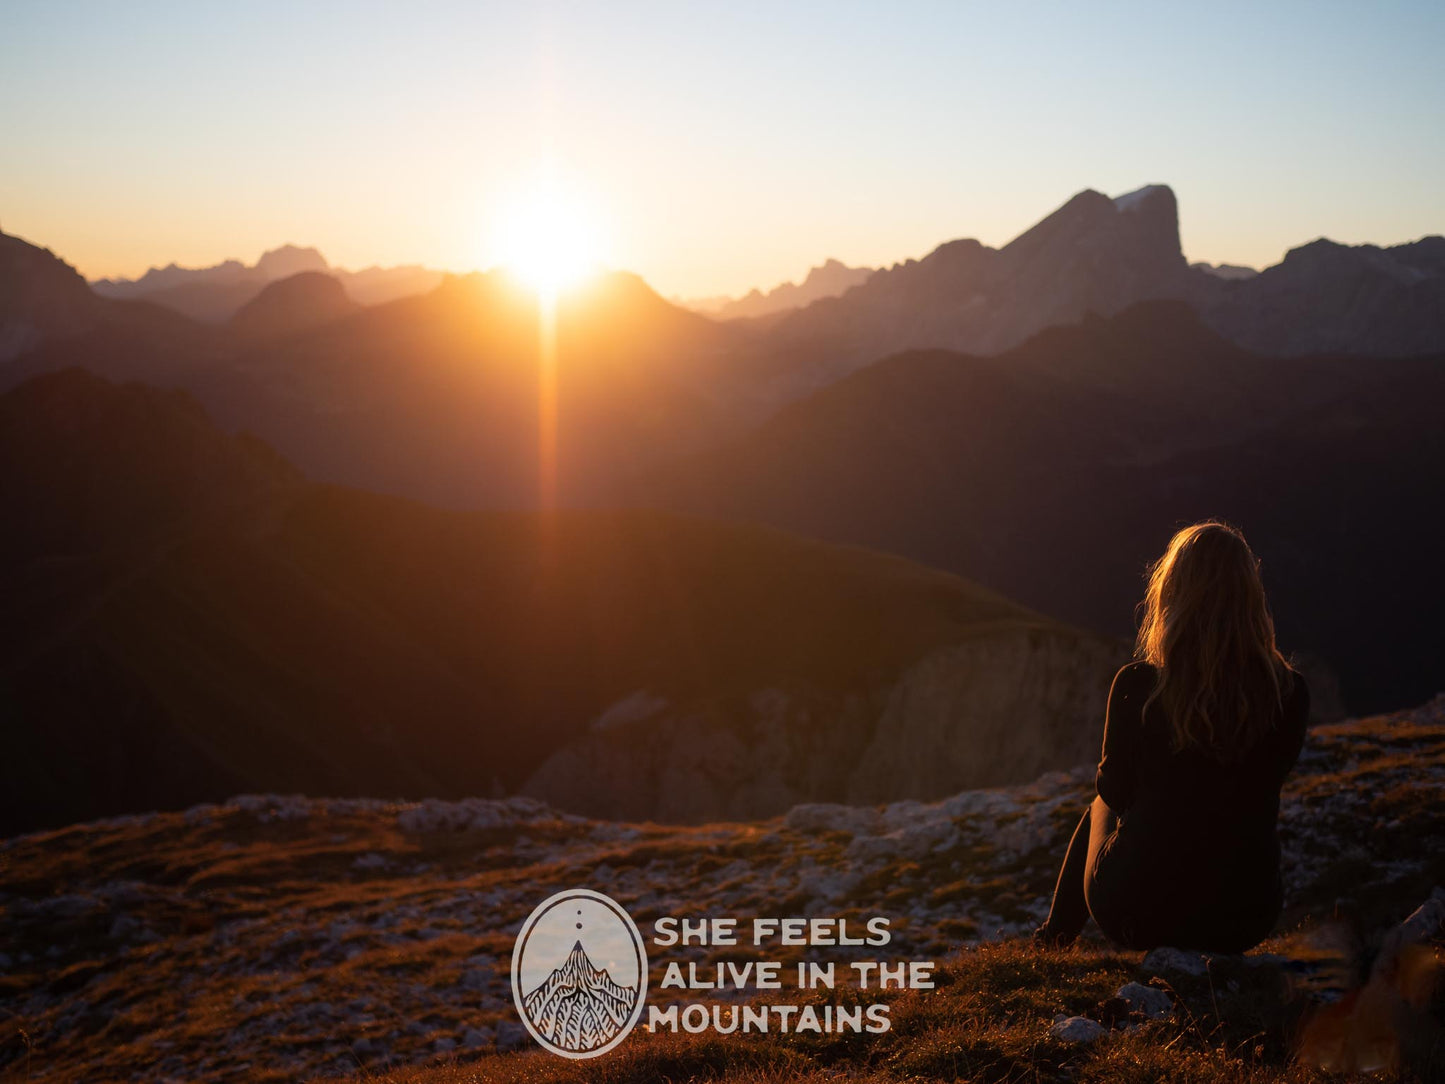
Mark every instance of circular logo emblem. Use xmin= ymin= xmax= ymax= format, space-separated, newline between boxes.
xmin=511 ymin=888 xmax=648 ymax=1058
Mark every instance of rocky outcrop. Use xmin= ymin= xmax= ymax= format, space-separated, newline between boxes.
xmin=521 ymin=627 xmax=1127 ymax=822
xmin=847 ymin=629 xmax=1123 ymax=802
xmin=520 ymin=688 xmax=881 ymax=823
xmin=758 ymin=184 xmax=1196 ymax=392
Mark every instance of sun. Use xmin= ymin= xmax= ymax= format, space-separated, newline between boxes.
xmin=492 ymin=178 xmax=604 ymax=296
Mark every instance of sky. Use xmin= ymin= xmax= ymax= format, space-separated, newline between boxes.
xmin=2 ymin=0 xmax=1442 ymax=299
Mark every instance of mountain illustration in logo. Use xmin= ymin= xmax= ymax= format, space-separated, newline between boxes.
xmin=522 ymin=938 xmax=639 ymax=1052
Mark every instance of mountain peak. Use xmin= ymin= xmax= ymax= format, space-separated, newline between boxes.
xmin=255 ymin=245 xmax=328 ymax=281
xmin=1112 ymin=184 xmax=1174 ymax=213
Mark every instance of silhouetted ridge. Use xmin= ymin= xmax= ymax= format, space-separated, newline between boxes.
xmin=92 ymin=244 xmax=442 ymax=320
xmin=0 ymin=368 xmax=295 ymax=563
xmin=0 ymin=229 xmax=103 ymax=359
xmin=231 ymin=271 xmax=358 ymax=341
xmin=1199 ymin=234 xmax=1445 ymax=356
xmin=700 ymin=258 xmax=875 ymax=320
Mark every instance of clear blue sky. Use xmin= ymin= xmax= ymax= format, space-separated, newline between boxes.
xmin=2 ymin=0 xmax=1441 ymax=297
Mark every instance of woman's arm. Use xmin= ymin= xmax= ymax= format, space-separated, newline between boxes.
xmin=1095 ymin=664 xmax=1146 ymax=812
xmin=1276 ymin=668 xmax=1311 ymax=777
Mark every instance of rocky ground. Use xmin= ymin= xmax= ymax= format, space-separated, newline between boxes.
xmin=1 ymin=696 xmax=1442 ymax=1082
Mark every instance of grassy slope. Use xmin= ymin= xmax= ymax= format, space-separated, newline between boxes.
xmin=0 ymin=699 xmax=1440 ymax=1083
xmin=354 ymin=941 xmax=1341 ymax=1084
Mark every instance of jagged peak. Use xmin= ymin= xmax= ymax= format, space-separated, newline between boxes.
xmin=1112 ymin=184 xmax=1174 ymax=212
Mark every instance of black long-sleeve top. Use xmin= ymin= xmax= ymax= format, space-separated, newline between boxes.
xmin=1094 ymin=660 xmax=1310 ymax=876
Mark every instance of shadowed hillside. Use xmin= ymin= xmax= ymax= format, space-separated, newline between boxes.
xmin=648 ymin=301 xmax=1445 ymax=713
xmin=0 ymin=370 xmax=1122 ymax=834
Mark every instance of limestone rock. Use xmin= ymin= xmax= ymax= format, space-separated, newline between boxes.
xmin=1049 ymin=1015 xmax=1108 ymax=1043
xmin=1141 ymin=947 xmax=1210 ymax=977
xmin=1115 ymin=981 xmax=1174 ymax=1019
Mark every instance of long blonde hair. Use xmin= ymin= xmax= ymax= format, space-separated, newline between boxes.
xmin=1135 ymin=521 xmax=1290 ymax=759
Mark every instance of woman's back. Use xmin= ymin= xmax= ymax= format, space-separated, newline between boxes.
xmin=1083 ymin=659 xmax=1311 ymax=951
xmin=1037 ymin=520 xmax=1316 ymax=953
xmin=1098 ymin=660 xmax=1309 ymax=860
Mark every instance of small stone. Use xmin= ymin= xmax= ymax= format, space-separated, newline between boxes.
xmin=1115 ymin=981 xmax=1173 ymax=1019
xmin=463 ymin=1027 xmax=491 ymax=1048
xmin=1049 ymin=1015 xmax=1108 ymax=1043
xmin=433 ymin=1036 xmax=456 ymax=1053
xmin=1141 ymin=946 xmax=1209 ymax=977
xmin=496 ymin=1020 xmax=527 ymax=1050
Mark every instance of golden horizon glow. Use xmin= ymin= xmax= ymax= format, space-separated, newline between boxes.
xmin=491 ymin=177 xmax=606 ymax=299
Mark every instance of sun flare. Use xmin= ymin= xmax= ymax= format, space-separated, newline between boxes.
xmin=492 ymin=179 xmax=604 ymax=296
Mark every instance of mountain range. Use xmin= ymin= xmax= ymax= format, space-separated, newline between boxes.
xmin=91 ymin=244 xmax=444 ymax=321
xmin=682 ymin=258 xmax=875 ymax=321
xmin=649 ymin=300 xmax=1445 ymax=712
xmin=0 ymin=369 xmax=1123 ymax=833
xmin=745 ymin=184 xmax=1445 ymax=401
xmin=2 ymin=182 xmax=1441 ymax=727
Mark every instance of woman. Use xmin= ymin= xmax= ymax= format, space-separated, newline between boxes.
xmin=1035 ymin=520 xmax=1310 ymax=953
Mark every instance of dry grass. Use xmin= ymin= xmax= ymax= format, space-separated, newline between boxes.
xmin=1 ymin=698 xmax=1442 ymax=1083
xmin=340 ymin=938 xmax=1383 ymax=1084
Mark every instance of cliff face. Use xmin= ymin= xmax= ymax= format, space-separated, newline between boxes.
xmin=848 ymin=628 xmax=1124 ymax=803
xmin=759 ymin=185 xmax=1195 ymax=391
xmin=521 ymin=626 xmax=1128 ymax=821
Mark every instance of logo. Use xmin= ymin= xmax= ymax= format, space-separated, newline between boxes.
xmin=511 ymin=888 xmax=648 ymax=1058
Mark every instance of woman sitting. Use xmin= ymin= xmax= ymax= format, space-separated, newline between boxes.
xmin=1035 ymin=520 xmax=1310 ymax=953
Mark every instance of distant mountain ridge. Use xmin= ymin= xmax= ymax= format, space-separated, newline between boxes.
xmin=230 ymin=271 xmax=360 ymax=341
xmin=754 ymin=184 xmax=1195 ymax=391
xmin=13 ymin=179 xmax=1437 ymax=362
xmin=6 ymin=190 xmax=1445 ymax=517
xmin=742 ymin=184 xmax=1444 ymax=403
xmin=1198 ymin=234 xmax=1445 ymax=356
xmin=685 ymin=258 xmax=875 ymax=320
xmin=92 ymin=244 xmax=444 ymax=321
